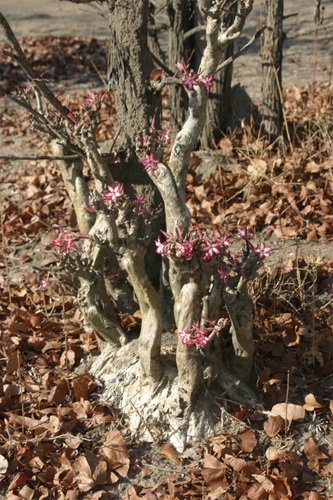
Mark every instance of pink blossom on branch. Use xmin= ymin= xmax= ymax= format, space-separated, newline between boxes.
xmin=40 ymin=276 xmax=55 ymax=290
xmin=179 ymin=323 xmax=211 ymax=348
xmin=179 ymin=318 xmax=229 ymax=348
xmin=84 ymin=90 xmax=106 ymax=109
xmin=84 ymin=90 xmax=99 ymax=108
xmin=131 ymin=192 xmax=147 ymax=215
xmin=155 ymin=236 xmax=165 ymax=256
xmin=237 ymin=226 xmax=254 ymax=240
xmin=175 ymin=57 xmax=189 ymax=73
xmin=199 ymin=74 xmax=214 ymax=92
xmin=217 ymin=267 xmax=231 ymax=284
xmin=142 ymin=153 xmax=160 ymax=172
xmin=182 ymin=70 xmax=202 ymax=91
xmin=157 ymin=127 xmax=171 ymax=144
xmin=252 ymin=242 xmax=272 ymax=260
xmin=142 ymin=116 xmax=171 ymax=150
xmin=51 ymin=227 xmax=92 ymax=254
xmin=177 ymin=240 xmax=197 ymax=259
xmin=103 ymin=182 xmax=124 ymax=202
xmin=201 ymin=238 xmax=221 ymax=262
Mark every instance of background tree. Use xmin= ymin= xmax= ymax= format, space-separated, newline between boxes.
xmin=107 ymin=0 xmax=164 ymax=283
xmin=261 ymin=0 xmax=284 ymax=141
xmin=168 ymin=0 xmax=237 ymax=148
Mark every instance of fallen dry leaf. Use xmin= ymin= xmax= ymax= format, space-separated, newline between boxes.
xmin=303 ymin=393 xmax=325 ymax=411
xmin=264 ymin=415 xmax=285 ymax=437
xmin=270 ymin=403 xmax=305 ymax=423
xmin=160 ymin=443 xmax=182 ymax=464
xmin=237 ymin=428 xmax=257 ymax=453
xmin=304 ymin=438 xmax=328 ymax=461
xmin=201 ymin=454 xmax=228 ymax=486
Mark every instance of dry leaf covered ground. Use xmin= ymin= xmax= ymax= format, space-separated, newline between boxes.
xmin=0 ymin=5 xmax=333 ymax=499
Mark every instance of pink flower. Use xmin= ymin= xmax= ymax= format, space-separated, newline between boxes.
xmin=201 ymin=239 xmax=221 ymax=262
xmin=142 ymin=133 xmax=150 ymax=147
xmin=65 ymin=111 xmax=78 ymax=124
xmin=157 ymin=127 xmax=171 ymax=144
xmin=200 ymin=74 xmax=214 ymax=92
xmin=179 ymin=322 xmax=212 ymax=348
xmin=103 ymin=182 xmax=124 ymax=202
xmin=175 ymin=57 xmax=189 ymax=73
xmin=178 ymin=240 xmax=196 ymax=259
xmin=216 ymin=234 xmax=231 ymax=248
xmin=40 ymin=276 xmax=55 ymax=290
xmin=237 ymin=226 xmax=254 ymax=240
xmin=132 ymin=192 xmax=147 ymax=215
xmin=84 ymin=90 xmax=99 ymax=108
xmin=217 ymin=267 xmax=231 ymax=284
xmin=85 ymin=204 xmax=96 ymax=212
xmin=155 ymin=236 xmax=165 ymax=256
xmin=51 ymin=228 xmax=77 ymax=253
xmin=179 ymin=318 xmax=229 ymax=348
xmin=179 ymin=329 xmax=196 ymax=347
xmin=51 ymin=228 xmax=92 ymax=254
xmin=84 ymin=90 xmax=107 ymax=108
xmin=182 ymin=71 xmax=201 ymax=91
xmin=142 ymin=153 xmax=159 ymax=172
xmin=252 ymin=242 xmax=271 ymax=260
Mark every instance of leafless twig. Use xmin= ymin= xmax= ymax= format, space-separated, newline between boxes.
xmin=286 ymin=21 xmax=333 ymax=39
xmin=216 ymin=26 xmax=266 ymax=74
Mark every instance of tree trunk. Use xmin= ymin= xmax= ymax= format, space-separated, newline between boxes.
xmin=168 ymin=1 xmax=236 ymax=148
xmin=261 ymin=0 xmax=284 ymax=141
xmin=167 ymin=0 xmax=194 ymax=134
xmin=107 ymin=0 xmax=158 ymax=159
xmin=107 ymin=0 xmax=164 ymax=284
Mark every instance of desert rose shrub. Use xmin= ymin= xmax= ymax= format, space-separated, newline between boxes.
xmin=0 ymin=1 xmax=271 ymax=446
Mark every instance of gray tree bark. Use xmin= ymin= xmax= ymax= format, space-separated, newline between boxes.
xmin=107 ymin=0 xmax=164 ymax=283
xmin=261 ymin=0 xmax=284 ymax=141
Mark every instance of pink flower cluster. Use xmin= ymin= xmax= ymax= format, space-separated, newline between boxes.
xmin=141 ymin=116 xmax=170 ymax=172
xmin=142 ymin=153 xmax=159 ymax=172
xmin=175 ymin=58 xmax=214 ymax=92
xmin=237 ymin=226 xmax=272 ymax=260
xmin=155 ymin=226 xmax=231 ymax=262
xmin=86 ymin=184 xmax=147 ymax=216
xmin=155 ymin=226 xmax=198 ymax=260
xmin=130 ymin=192 xmax=148 ymax=215
xmin=51 ymin=227 xmax=92 ymax=254
xmin=84 ymin=90 xmax=107 ymax=109
xmin=155 ymin=225 xmax=272 ymax=287
xmin=179 ymin=317 xmax=229 ymax=347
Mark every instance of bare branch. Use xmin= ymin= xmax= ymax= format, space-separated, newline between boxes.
xmin=59 ymin=0 xmax=106 ymax=3
xmin=216 ymin=26 xmax=265 ymax=74
xmin=150 ymin=51 xmax=175 ymax=77
xmin=0 ymin=154 xmax=80 ymax=161
xmin=286 ymin=20 xmax=333 ymax=39
xmin=0 ymin=13 xmax=75 ymax=119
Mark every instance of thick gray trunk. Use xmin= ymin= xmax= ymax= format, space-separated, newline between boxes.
xmin=107 ymin=0 xmax=164 ymax=283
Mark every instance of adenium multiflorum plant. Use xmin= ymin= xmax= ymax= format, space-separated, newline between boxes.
xmin=3 ymin=1 xmax=259 ymax=411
